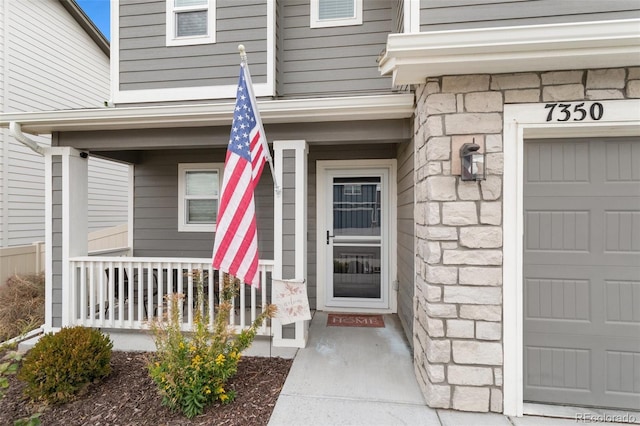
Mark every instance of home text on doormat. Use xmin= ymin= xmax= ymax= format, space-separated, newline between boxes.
xmin=327 ymin=313 xmax=385 ymax=328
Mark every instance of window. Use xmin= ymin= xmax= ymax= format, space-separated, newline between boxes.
xmin=178 ymin=163 xmax=222 ymax=232
xmin=166 ymin=0 xmax=215 ymax=46
xmin=310 ymin=0 xmax=362 ymax=28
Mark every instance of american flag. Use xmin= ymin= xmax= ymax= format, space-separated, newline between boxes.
xmin=212 ymin=63 xmax=268 ymax=287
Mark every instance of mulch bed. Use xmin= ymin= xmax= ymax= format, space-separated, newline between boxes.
xmin=0 ymin=351 xmax=292 ymax=426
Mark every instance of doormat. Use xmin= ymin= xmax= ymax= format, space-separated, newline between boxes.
xmin=327 ymin=313 xmax=385 ymax=328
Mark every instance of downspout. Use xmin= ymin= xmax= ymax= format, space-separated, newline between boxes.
xmin=9 ymin=122 xmax=45 ymax=155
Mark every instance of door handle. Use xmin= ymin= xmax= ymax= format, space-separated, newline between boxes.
xmin=326 ymin=230 xmax=335 ymax=245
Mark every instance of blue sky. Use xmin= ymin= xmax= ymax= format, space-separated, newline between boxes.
xmin=76 ymin=0 xmax=110 ymax=41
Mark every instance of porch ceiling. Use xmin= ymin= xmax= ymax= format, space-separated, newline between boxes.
xmin=0 ymin=94 xmax=415 ymax=135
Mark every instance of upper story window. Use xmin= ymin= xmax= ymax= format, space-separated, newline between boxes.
xmin=178 ymin=163 xmax=222 ymax=232
xmin=166 ymin=0 xmax=216 ymax=46
xmin=311 ymin=0 xmax=362 ymax=28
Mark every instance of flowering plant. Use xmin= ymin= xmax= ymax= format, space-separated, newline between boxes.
xmin=148 ymin=272 xmax=276 ymax=418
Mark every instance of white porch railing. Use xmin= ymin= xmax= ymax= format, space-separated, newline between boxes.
xmin=68 ymin=257 xmax=274 ymax=335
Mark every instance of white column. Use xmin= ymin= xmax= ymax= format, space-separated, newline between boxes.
xmin=272 ymin=140 xmax=308 ymax=348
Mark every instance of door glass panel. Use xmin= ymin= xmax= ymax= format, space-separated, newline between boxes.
xmin=333 ymin=177 xmax=381 ymax=237
xmin=333 ymin=245 xmax=381 ymax=298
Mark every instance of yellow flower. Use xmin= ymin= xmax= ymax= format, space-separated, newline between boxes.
xmin=215 ymin=354 xmax=226 ymax=366
xmin=216 ymin=386 xmax=225 ymax=394
xmin=219 ymin=393 xmax=229 ymax=402
xmin=204 ymin=386 xmax=211 ymax=394
xmin=189 ymin=344 xmax=196 ymax=352
xmin=178 ymin=342 xmax=185 ymax=349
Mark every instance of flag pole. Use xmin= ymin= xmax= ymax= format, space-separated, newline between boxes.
xmin=238 ymin=44 xmax=281 ymax=194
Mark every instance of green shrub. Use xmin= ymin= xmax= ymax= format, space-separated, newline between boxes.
xmin=18 ymin=326 xmax=112 ymax=404
xmin=148 ymin=272 xmax=276 ymax=418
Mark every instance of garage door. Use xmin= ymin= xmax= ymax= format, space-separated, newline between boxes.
xmin=523 ymin=137 xmax=640 ymax=410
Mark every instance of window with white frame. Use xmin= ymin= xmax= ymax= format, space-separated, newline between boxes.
xmin=166 ymin=0 xmax=216 ymax=46
xmin=310 ymin=0 xmax=362 ymax=28
xmin=178 ymin=163 xmax=222 ymax=232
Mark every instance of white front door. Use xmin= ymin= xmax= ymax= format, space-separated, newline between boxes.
xmin=318 ymin=161 xmax=395 ymax=311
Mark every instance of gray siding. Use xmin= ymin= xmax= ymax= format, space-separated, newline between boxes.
xmin=279 ymin=0 xmax=394 ymax=97
xmin=132 ymin=149 xmax=274 ymax=259
xmin=119 ymin=0 xmax=268 ymax=91
xmin=52 ymin=156 xmax=62 ymax=328
xmin=396 ymin=137 xmax=414 ymax=346
xmin=281 ymin=150 xmax=296 ymax=279
xmin=420 ymin=0 xmax=640 ymax=31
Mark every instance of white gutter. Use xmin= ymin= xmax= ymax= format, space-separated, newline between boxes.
xmin=0 ymin=94 xmax=415 ymax=135
xmin=10 ymin=121 xmax=45 ymax=155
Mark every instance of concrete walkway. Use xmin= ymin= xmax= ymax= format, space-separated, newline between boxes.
xmin=268 ymin=312 xmax=637 ymax=426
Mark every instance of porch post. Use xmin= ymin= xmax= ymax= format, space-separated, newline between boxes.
xmin=272 ymin=140 xmax=308 ymax=348
xmin=47 ymin=146 xmax=88 ymax=328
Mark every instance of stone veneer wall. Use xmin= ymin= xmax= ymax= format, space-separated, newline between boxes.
xmin=413 ymin=67 xmax=640 ymax=413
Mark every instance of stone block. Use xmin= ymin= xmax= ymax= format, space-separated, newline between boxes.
xmin=427 ymin=317 xmax=445 ymax=337
xmin=460 ymin=305 xmax=502 ymax=321
xmin=426 ymin=241 xmax=442 ymax=264
xmin=541 ymin=71 xmax=583 ymax=85
xmin=452 ymin=386 xmax=490 ymax=412
xmin=426 ymin=161 xmax=443 ymax=176
xmin=586 ymin=89 xmax=623 ymax=100
xmin=491 ymin=73 xmax=540 ymax=90
xmin=456 ymin=94 xmax=464 ymax=112
xmin=459 ymin=267 xmax=502 ymax=286
xmin=426 ymin=80 xmax=441 ymax=95
xmin=426 ymin=265 xmax=458 ymax=284
xmin=426 ymin=337 xmax=451 ymax=363
xmin=494 ymin=368 xmax=503 ymax=386
xmin=504 ymin=89 xmax=540 ymax=103
xmin=427 ymin=363 xmax=446 ymax=383
xmin=426 ymin=115 xmax=444 ymax=137
xmin=441 ymin=242 xmax=458 ymax=249
xmin=424 ymin=379 xmax=451 ymax=408
xmin=442 ymin=161 xmax=452 ymax=175
xmin=486 ymin=153 xmax=504 ymax=175
xmin=464 ymin=92 xmax=503 ymax=112
xmin=427 ymin=136 xmax=451 ymax=160
xmin=452 ymin=341 xmax=503 ymax=365
xmin=427 ymin=202 xmax=441 ymax=225
xmin=457 ymin=181 xmax=481 ymax=201
xmin=448 ymin=365 xmax=494 ymax=386
xmin=491 ymin=389 xmax=503 ymax=413
xmin=485 ymin=134 xmax=502 ymax=153
xmin=446 ymin=319 xmax=475 ymax=338
xmin=427 ymin=176 xmax=457 ymax=201
xmin=443 ymin=249 xmax=503 ymax=266
xmin=445 ymin=113 xmax=503 ymax=134
xmin=586 ymin=68 xmax=625 ymax=89
xmin=427 ymin=93 xmax=457 ymax=114
xmin=542 ymin=84 xmax=584 ymax=101
xmin=442 ymin=202 xmax=478 ymax=226
xmin=426 ymin=302 xmax=458 ymax=318
xmin=481 ymin=176 xmax=502 ymax=200
xmin=426 ymin=226 xmax=458 ymax=241
xmin=442 ymin=75 xmax=490 ymax=93
xmin=628 ymin=67 xmax=640 ymax=80
xmin=476 ymin=321 xmax=502 ymax=340
xmin=627 ymin=80 xmax=640 ymax=98
xmin=443 ymin=286 xmax=502 ymax=305
xmin=459 ymin=226 xmax=502 ymax=249
xmin=480 ymin=201 xmax=502 ymax=225
xmin=425 ymin=284 xmax=442 ymax=302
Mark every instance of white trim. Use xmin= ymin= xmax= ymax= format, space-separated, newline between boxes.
xmin=111 ymin=0 xmax=275 ymax=104
xmin=165 ymin=0 xmax=216 ymax=47
xmin=502 ymin=99 xmax=640 ymax=417
xmin=127 ymin=164 xmax=134 ymax=251
xmin=316 ymin=159 xmax=397 ymax=314
xmin=0 ymin=94 xmax=415 ymax=134
xmin=379 ymin=19 xmax=640 ymax=85
xmin=310 ymin=0 xmax=362 ymax=28
xmin=405 ymin=0 xmax=419 ymax=33
xmin=177 ymin=163 xmax=222 ymax=233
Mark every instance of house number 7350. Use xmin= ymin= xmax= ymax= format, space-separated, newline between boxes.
xmin=544 ymin=102 xmax=604 ymax=122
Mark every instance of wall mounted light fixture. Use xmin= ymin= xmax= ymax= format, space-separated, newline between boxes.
xmin=460 ymin=140 xmax=486 ymax=181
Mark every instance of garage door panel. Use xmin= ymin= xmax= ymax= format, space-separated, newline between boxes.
xmin=524 ymin=137 xmax=640 ymax=411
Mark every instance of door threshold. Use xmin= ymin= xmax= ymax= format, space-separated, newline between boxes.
xmin=524 ymin=403 xmax=640 ymax=424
